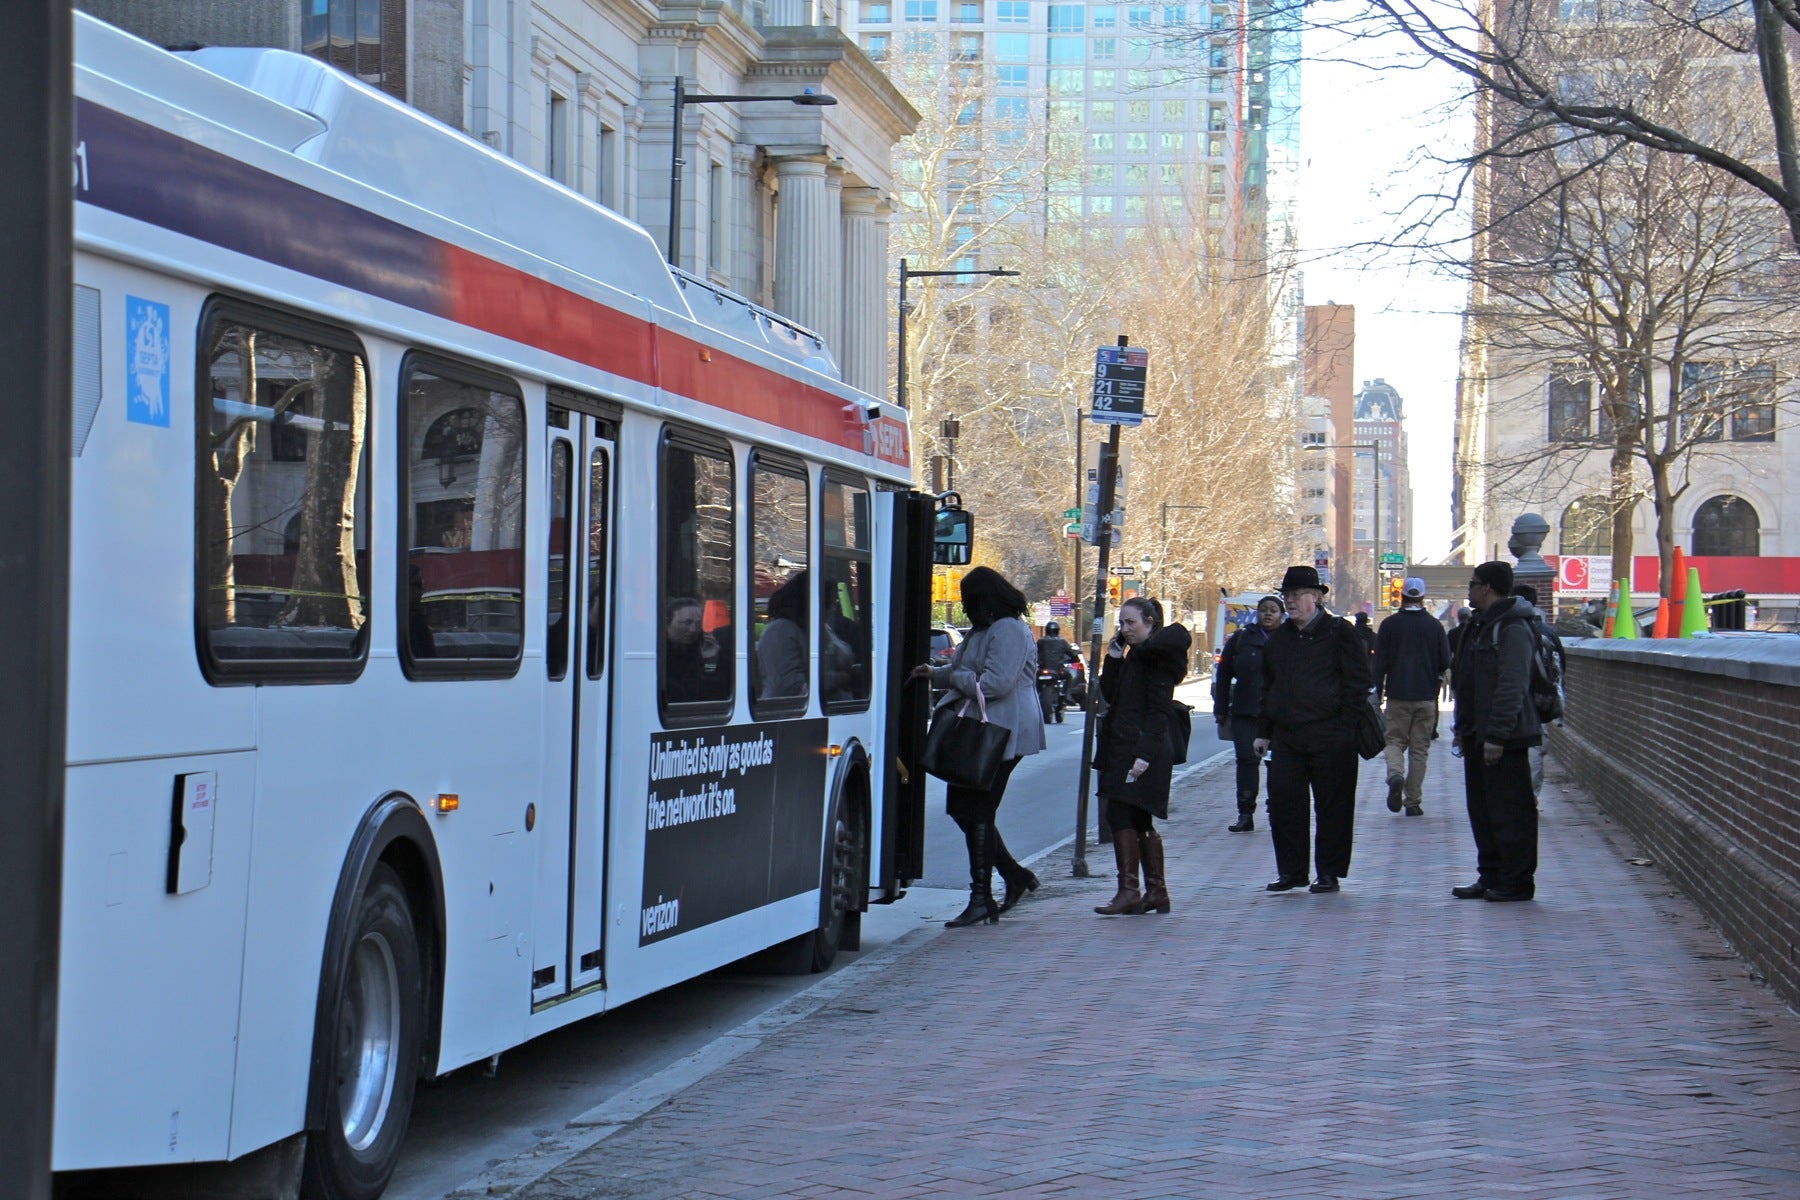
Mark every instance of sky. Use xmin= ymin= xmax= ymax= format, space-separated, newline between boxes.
xmin=1296 ymin=22 xmax=1473 ymax=563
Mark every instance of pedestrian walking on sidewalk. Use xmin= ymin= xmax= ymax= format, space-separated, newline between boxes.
xmin=1374 ymin=577 xmax=1452 ymax=818
xmin=1093 ymin=597 xmax=1193 ymax=915
xmin=911 ymin=567 xmax=1046 ymax=927
xmin=1444 ymin=607 xmax=1473 ymax=700
xmin=1253 ymin=566 xmax=1373 ymax=894
xmin=1450 ymin=560 xmax=1542 ymax=902
xmin=1212 ymin=594 xmax=1283 ymax=833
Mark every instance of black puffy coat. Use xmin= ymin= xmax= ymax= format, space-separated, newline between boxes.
xmin=1212 ymin=622 xmax=1270 ymax=721
xmin=1095 ymin=623 xmax=1193 ymax=818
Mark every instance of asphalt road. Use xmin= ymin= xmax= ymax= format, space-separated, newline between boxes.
xmin=392 ymin=681 xmax=1218 ymax=1200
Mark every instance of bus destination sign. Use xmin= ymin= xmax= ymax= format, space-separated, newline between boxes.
xmin=1090 ymin=346 xmax=1149 ymax=426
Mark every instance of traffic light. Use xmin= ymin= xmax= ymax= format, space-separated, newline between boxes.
xmin=1107 ymin=576 xmax=1122 ymax=604
xmin=930 ymin=572 xmax=945 ymax=603
xmin=1385 ymin=574 xmax=1404 ymax=609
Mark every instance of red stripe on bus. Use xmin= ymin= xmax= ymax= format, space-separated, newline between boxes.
xmin=443 ymin=246 xmax=657 ymax=381
xmin=441 ymin=245 xmax=910 ymax=467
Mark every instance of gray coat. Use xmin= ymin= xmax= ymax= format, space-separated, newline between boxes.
xmin=930 ymin=616 xmax=1046 ymax=761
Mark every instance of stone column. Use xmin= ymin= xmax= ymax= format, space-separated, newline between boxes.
xmin=839 ymin=188 xmax=885 ymax=399
xmin=765 ymin=0 xmax=808 ymax=24
xmin=822 ymin=164 xmax=845 ymax=353
xmin=731 ymin=145 xmax=759 ymax=298
xmin=772 ymin=154 xmax=833 ymax=344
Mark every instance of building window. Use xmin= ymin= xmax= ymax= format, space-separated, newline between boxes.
xmin=866 ymin=0 xmax=892 ymax=17
xmin=1124 ymin=195 xmax=1146 ymax=218
xmin=1091 ymin=163 xmax=1115 ymax=185
xmin=1091 ymin=101 xmax=1116 ymax=121
xmin=1049 ymin=35 xmax=1085 ymax=61
xmin=1560 ymin=495 xmax=1610 ymax=556
xmin=1126 ymin=131 xmax=1149 ymax=152
xmin=1679 ymin=362 xmax=1725 ymax=442
xmin=1091 ymin=68 xmax=1116 ymax=89
xmin=954 ymin=1 xmax=982 ymax=19
xmin=1732 ymin=365 xmax=1777 ymax=441
xmin=1548 ymin=367 xmax=1592 ymax=440
xmin=1692 ymin=495 xmax=1759 ymax=557
xmin=863 ymin=32 xmax=891 ymax=57
xmin=1093 ymin=4 xmax=1118 ymax=25
xmin=1090 ymin=195 xmax=1114 ymax=215
xmin=1092 ymin=36 xmax=1117 ymax=59
xmin=1049 ymin=4 xmax=1086 ymax=29
xmin=904 ymin=0 xmax=938 ymax=20
xmin=1126 ymin=99 xmax=1151 ymax=123
xmin=302 ymin=0 xmax=408 ymax=101
xmin=997 ymin=0 xmax=1029 ymax=20
xmin=995 ymin=31 xmax=1029 ymax=58
xmin=1050 ymin=68 xmax=1085 ymax=93
xmin=955 ymin=32 xmax=983 ymax=59
xmin=1160 ymin=131 xmax=1184 ymax=151
xmin=1090 ymin=132 xmax=1115 ymax=152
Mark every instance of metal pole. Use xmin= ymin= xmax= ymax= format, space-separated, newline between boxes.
xmin=896 ymin=259 xmax=908 ymax=410
xmin=1074 ymin=335 xmax=1129 ymax=876
xmin=1371 ymin=447 xmax=1380 ymax=612
xmin=1 ymin=1 xmax=70 ymax=1194
xmin=667 ymin=76 xmax=686 ymax=266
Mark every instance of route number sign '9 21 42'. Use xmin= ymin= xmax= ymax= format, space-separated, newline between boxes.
xmin=1090 ymin=346 xmax=1148 ymax=426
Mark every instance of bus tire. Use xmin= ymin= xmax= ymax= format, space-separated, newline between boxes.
xmin=768 ymin=770 xmax=867 ymax=974
xmin=301 ymin=863 xmax=424 ymax=1200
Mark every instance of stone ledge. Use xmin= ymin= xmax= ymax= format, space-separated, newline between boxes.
xmin=1566 ymin=633 xmax=1800 ymax=686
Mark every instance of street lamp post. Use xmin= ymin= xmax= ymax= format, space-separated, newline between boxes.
xmin=1302 ymin=441 xmax=1380 ymax=613
xmin=895 ymin=259 xmax=1019 ymax=411
xmin=667 ymin=77 xmax=836 ymax=268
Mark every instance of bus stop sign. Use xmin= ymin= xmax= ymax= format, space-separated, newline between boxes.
xmin=1090 ymin=346 xmax=1148 ymax=426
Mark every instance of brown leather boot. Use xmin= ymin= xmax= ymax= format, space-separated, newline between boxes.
xmin=1093 ymin=829 xmax=1144 ymax=914
xmin=1138 ymin=829 xmax=1170 ymax=914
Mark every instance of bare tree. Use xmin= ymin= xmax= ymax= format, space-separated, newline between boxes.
xmin=1465 ymin=86 xmax=1797 ymax=591
xmin=1326 ymin=0 xmax=1800 ymax=251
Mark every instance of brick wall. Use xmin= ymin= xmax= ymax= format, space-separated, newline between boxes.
xmin=1551 ymin=638 xmax=1800 ymax=1010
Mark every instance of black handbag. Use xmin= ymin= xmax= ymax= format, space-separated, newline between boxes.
xmin=921 ymin=684 xmax=1010 ymax=790
xmin=1354 ymin=693 xmax=1386 ymax=761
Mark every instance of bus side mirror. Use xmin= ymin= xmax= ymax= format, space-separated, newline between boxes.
xmin=932 ymin=509 xmax=972 ymax=566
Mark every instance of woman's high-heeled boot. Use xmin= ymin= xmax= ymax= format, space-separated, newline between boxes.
xmin=1093 ymin=829 xmax=1144 ymax=915
xmin=993 ymin=829 xmax=1039 ymax=914
xmin=1138 ymin=829 xmax=1170 ymax=914
xmin=946 ymin=823 xmax=1000 ymax=927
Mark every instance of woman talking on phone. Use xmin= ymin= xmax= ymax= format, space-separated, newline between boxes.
xmin=1093 ymin=597 xmax=1192 ymax=915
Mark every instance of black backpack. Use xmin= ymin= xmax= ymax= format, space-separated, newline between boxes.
xmin=1528 ymin=621 xmax=1565 ymax=723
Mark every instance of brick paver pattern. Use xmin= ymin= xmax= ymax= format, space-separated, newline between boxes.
xmin=512 ymin=728 xmax=1800 ymax=1199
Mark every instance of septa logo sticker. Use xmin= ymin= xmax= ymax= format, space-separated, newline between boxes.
xmin=126 ymin=296 xmax=171 ymax=428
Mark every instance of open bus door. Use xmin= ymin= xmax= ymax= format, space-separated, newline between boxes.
xmin=877 ymin=492 xmax=971 ymax=899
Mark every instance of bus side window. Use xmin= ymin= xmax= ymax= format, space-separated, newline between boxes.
xmin=197 ymin=302 xmax=370 ymax=682
xmin=748 ymin=453 xmax=809 ymax=720
xmin=399 ymin=354 xmax=526 ymax=677
xmin=819 ymin=473 xmax=872 ymax=711
xmin=658 ymin=429 xmax=736 ymax=721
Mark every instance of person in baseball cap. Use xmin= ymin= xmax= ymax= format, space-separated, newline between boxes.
xmin=1375 ymin=573 xmax=1452 ymax=817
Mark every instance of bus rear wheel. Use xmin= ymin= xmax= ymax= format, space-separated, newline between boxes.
xmin=302 ymin=863 xmax=424 ymax=1200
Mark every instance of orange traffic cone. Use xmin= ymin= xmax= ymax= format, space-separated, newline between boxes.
xmin=1651 ymin=598 xmax=1671 ymax=638
xmin=1669 ymin=546 xmax=1688 ymax=628
xmin=1602 ymin=579 xmax=1618 ymax=637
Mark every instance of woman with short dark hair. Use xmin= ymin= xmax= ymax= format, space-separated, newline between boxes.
xmin=909 ymin=566 xmax=1046 ymax=926
xmin=1093 ymin=596 xmax=1192 ymax=915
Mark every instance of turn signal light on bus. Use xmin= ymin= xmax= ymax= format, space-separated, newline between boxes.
xmin=828 ymin=744 xmax=843 ymax=757
xmin=433 ymin=793 xmax=460 ymax=814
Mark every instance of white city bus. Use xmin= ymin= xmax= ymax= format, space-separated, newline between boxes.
xmin=59 ymin=15 xmax=959 ymax=1198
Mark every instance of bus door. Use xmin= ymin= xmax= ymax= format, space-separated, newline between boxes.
xmin=534 ymin=404 xmax=616 ymax=1005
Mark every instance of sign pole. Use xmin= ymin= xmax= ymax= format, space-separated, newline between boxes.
xmin=1074 ymin=335 xmax=1140 ymax=876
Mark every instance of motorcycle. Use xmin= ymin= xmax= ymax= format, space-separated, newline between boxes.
xmin=1038 ymin=664 xmax=1070 ymax=724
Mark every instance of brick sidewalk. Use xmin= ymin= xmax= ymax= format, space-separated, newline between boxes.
xmin=507 ymin=728 xmax=1800 ymax=1199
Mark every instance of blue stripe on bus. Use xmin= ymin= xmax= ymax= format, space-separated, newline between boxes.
xmin=75 ymin=98 xmax=449 ymax=317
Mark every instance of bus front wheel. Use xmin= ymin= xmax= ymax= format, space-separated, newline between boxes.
xmin=302 ymin=863 xmax=424 ymax=1200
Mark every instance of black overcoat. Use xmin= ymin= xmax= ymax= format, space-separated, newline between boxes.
xmin=1095 ymin=623 xmax=1193 ymax=818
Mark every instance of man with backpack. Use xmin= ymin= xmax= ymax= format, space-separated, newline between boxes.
xmin=1510 ymin=583 xmax=1565 ymax=800
xmin=1450 ymin=560 xmax=1542 ymax=902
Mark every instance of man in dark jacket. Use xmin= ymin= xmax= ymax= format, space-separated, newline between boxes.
xmin=1213 ymin=594 xmax=1283 ymax=832
xmin=1374 ymin=577 xmax=1452 ymax=817
xmin=1253 ymin=566 xmax=1373 ymax=894
xmin=1451 ymin=560 xmax=1543 ymax=902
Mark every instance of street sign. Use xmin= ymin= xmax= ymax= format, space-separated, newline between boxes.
xmin=1050 ymin=596 xmax=1074 ymax=616
xmin=1063 ymin=522 xmax=1082 ymax=539
xmin=1314 ymin=553 xmax=1329 ymax=571
xmin=1090 ymin=346 xmax=1149 ymax=426
xmin=1111 ymin=566 xmax=1135 ymax=577
xmin=1063 ymin=507 xmax=1082 ymax=519
xmin=1380 ymin=553 xmax=1406 ymax=565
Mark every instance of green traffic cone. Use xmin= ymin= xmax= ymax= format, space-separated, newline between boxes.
xmin=1679 ymin=567 xmax=1708 ymax=637
xmin=1612 ymin=581 xmax=1638 ymax=639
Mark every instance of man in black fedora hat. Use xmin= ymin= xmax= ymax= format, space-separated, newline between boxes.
xmin=1253 ymin=565 xmax=1372 ymax=893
